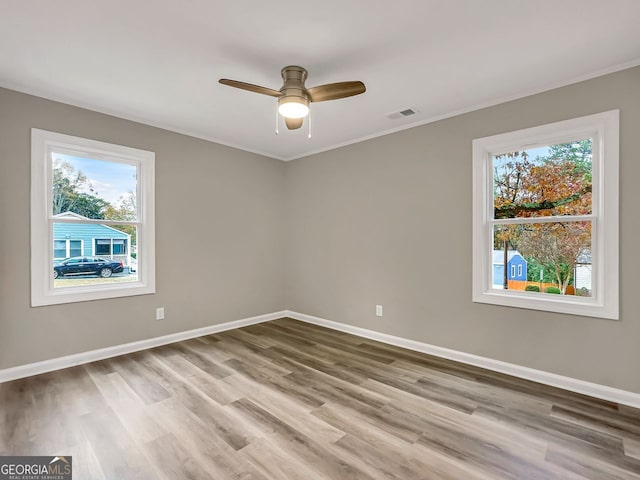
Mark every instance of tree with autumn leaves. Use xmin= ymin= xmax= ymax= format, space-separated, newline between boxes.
xmin=493 ymin=140 xmax=592 ymax=294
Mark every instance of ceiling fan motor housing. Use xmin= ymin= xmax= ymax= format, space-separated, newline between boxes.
xmin=278 ymin=66 xmax=310 ymax=118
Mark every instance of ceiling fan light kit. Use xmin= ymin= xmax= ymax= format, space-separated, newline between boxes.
xmin=278 ymin=95 xmax=309 ymax=119
xmin=219 ymin=65 xmax=365 ymax=131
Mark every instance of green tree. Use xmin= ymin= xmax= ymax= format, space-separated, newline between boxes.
xmin=546 ymin=139 xmax=592 ymax=179
xmin=104 ymin=192 xmax=137 ymax=244
xmin=53 ymin=160 xmax=111 ymax=218
xmin=525 ymin=258 xmax=556 ymax=283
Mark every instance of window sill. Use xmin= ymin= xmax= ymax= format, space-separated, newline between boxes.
xmin=473 ymin=289 xmax=618 ymax=320
xmin=32 ymin=281 xmax=155 ymax=307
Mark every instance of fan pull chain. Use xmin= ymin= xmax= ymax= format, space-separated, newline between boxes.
xmin=275 ymin=105 xmax=279 ymax=135
xmin=307 ymin=109 xmax=312 ymax=139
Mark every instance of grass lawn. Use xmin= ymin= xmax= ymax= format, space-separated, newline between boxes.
xmin=54 ymin=274 xmax=138 ymax=288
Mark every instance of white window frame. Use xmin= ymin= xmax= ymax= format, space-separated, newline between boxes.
xmin=517 ymin=264 xmax=522 ymax=278
xmin=472 ymin=110 xmax=619 ymax=319
xmin=31 ymin=129 xmax=155 ymax=306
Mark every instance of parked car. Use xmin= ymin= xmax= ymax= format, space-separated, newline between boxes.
xmin=53 ymin=256 xmax=124 ymax=279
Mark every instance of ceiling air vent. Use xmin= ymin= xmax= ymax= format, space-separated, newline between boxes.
xmin=387 ymin=108 xmax=418 ymax=120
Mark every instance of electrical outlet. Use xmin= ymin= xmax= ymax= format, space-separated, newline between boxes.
xmin=376 ymin=305 xmax=383 ymax=317
xmin=156 ymin=307 xmax=165 ymax=320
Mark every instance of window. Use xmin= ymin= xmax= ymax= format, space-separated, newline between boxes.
xmin=94 ymin=238 xmax=128 ymax=256
xmin=95 ymin=239 xmax=111 ymax=256
xmin=53 ymin=239 xmax=83 ymax=260
xmin=472 ymin=111 xmax=619 ymax=319
xmin=31 ymin=129 xmax=155 ymax=306
xmin=511 ymin=265 xmax=516 ymax=279
xmin=113 ymin=239 xmax=127 ymax=255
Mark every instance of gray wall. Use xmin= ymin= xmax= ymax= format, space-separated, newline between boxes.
xmin=2 ymin=67 xmax=639 ymax=395
xmin=0 ymin=87 xmax=286 ymax=369
xmin=285 ymin=66 xmax=640 ymax=394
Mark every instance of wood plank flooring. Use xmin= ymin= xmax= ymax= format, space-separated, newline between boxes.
xmin=1 ymin=318 xmax=639 ymax=479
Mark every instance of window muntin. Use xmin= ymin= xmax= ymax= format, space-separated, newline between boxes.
xmin=472 ymin=111 xmax=619 ymax=319
xmin=31 ymin=129 xmax=155 ymax=306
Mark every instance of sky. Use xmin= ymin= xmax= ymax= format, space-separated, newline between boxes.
xmin=522 ymin=146 xmax=550 ymax=159
xmin=492 ymin=139 xmax=593 ymax=169
xmin=492 ymin=145 xmax=550 ymax=168
xmin=53 ymin=153 xmax=137 ymax=205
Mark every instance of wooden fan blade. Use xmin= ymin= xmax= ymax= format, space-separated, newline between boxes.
xmin=307 ymin=81 xmax=366 ymax=102
xmin=285 ymin=117 xmax=304 ymax=130
xmin=219 ymin=79 xmax=282 ymax=97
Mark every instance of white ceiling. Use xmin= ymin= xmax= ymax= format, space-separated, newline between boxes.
xmin=1 ymin=1 xmax=639 ymax=161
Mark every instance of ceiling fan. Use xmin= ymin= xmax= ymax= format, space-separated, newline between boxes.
xmin=219 ymin=66 xmax=366 ymax=130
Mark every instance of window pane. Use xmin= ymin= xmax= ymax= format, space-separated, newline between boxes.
xmin=493 ymin=139 xmax=592 ymax=219
xmin=112 ymin=239 xmax=127 ymax=255
xmin=52 ymin=153 xmax=137 ymax=221
xmin=69 ymin=240 xmax=82 ymax=257
xmin=492 ymin=222 xmax=591 ymax=296
xmin=95 ymin=240 xmax=111 ymax=256
xmin=53 ymin=223 xmax=137 ymax=289
xmin=54 ymin=239 xmax=66 ymax=259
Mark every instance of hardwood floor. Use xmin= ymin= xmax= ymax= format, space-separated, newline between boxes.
xmin=1 ymin=317 xmax=639 ymax=479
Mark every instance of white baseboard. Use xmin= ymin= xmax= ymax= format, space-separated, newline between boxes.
xmin=2 ymin=308 xmax=639 ymax=409
xmin=0 ymin=310 xmax=287 ymax=384
xmin=285 ymin=310 xmax=640 ymax=409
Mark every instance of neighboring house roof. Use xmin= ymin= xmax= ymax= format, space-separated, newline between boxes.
xmin=53 ymin=212 xmax=129 ymax=238
xmin=53 ymin=211 xmax=86 ymax=220
xmin=492 ymin=250 xmax=526 ymax=264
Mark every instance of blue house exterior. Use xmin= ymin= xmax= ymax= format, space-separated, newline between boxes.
xmin=53 ymin=212 xmax=130 ymax=264
xmin=492 ymin=250 xmax=527 ymax=286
